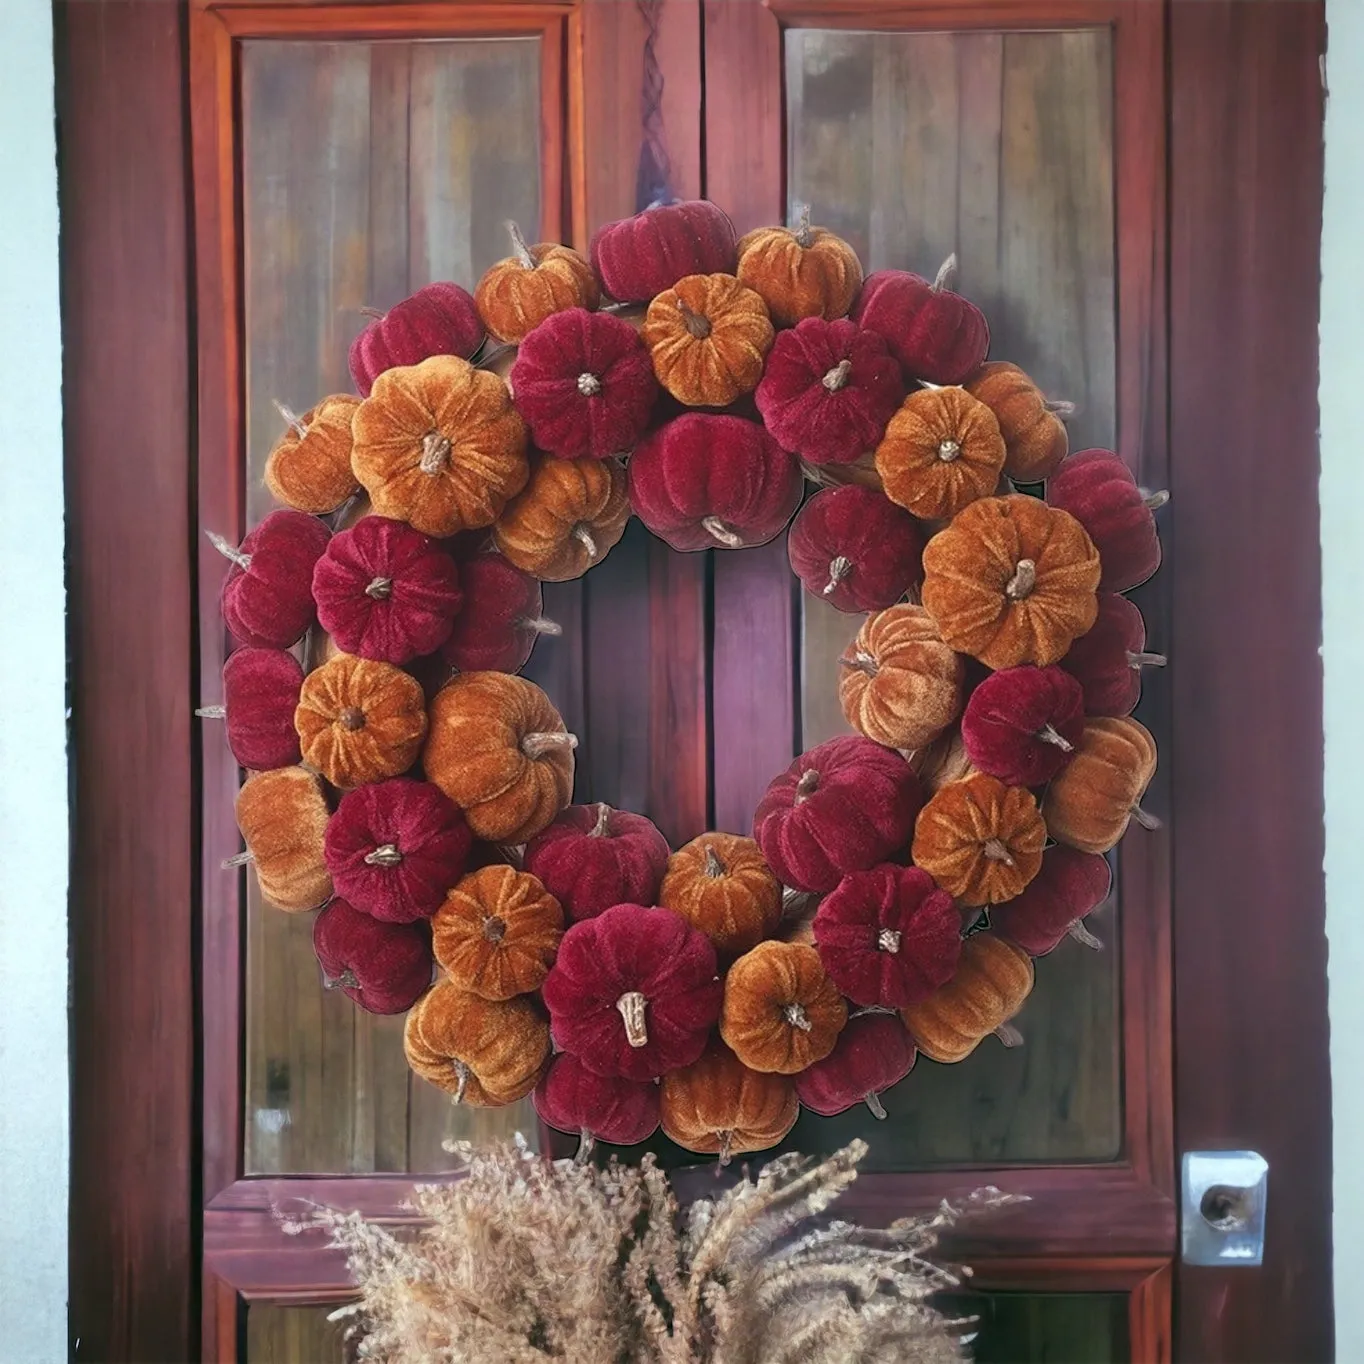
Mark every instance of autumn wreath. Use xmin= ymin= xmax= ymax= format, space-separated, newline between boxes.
xmin=209 ymin=198 xmax=1164 ymax=1166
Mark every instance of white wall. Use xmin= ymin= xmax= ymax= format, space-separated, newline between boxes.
xmin=0 ymin=0 xmax=69 ymax=1358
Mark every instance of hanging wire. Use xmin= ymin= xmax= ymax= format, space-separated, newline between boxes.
xmin=634 ymin=0 xmax=675 ymax=211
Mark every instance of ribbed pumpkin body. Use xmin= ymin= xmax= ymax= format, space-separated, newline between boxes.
xmin=221 ymin=646 xmax=304 ymax=771
xmin=1047 ymin=449 xmax=1163 ymax=592
xmin=219 ymin=509 xmax=331 ymax=649
xmin=1060 ymin=593 xmax=1161 ymax=717
xmin=348 ymin=282 xmax=484 ymax=396
xmin=590 ymin=200 xmax=739 ymax=303
xmin=852 ymin=266 xmax=990 ymax=384
xmin=263 ymin=394 xmax=361 ymax=513
xmin=658 ymin=833 xmax=782 ymax=957
xmin=312 ymin=898 xmax=434 ymax=1015
xmin=533 ymin=1052 xmax=660 ymax=1147
xmin=658 ymin=1041 xmax=798 ymax=1158
xmin=735 ymin=222 xmax=864 ymax=326
xmin=794 ymin=1014 xmax=917 ymax=1117
xmin=965 ymin=361 xmax=1069 ymax=482
xmin=475 ymin=233 xmax=600 ymax=343
xmin=439 ymin=552 xmax=551 ymax=675
xmin=235 ymin=766 xmax=332 ymax=912
xmin=1041 ymin=715 xmax=1158 ymax=853
xmin=990 ymin=845 xmax=1113 ymax=956
xmin=961 ymin=665 xmax=1086 ymax=787
xmin=720 ymin=941 xmax=847 ymax=1074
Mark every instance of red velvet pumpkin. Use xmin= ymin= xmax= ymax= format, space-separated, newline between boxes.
xmin=628 ymin=413 xmax=803 ymax=551
xmin=324 ymin=777 xmax=473 ymax=924
xmin=753 ymin=736 xmax=924 ymax=894
xmin=509 ymin=308 xmax=659 ymax=461
xmin=754 ymin=318 xmax=904 ymax=466
xmin=533 ymin=1051 xmax=660 ymax=1152
xmin=1060 ymin=593 xmax=1166 ymax=717
xmin=219 ymin=647 xmax=303 ymax=771
xmin=348 ymin=282 xmax=484 ymax=397
xmin=812 ymin=863 xmax=961 ymax=1008
xmin=312 ymin=898 xmax=434 ymax=1015
xmin=961 ymin=665 xmax=1086 ymax=788
xmin=212 ymin=509 xmax=330 ymax=649
xmin=1046 ymin=449 xmax=1165 ymax=592
xmin=793 ymin=1013 xmax=917 ymax=1119
xmin=989 ymin=844 xmax=1112 ymax=957
xmin=522 ymin=803 xmax=671 ymax=923
xmin=851 ymin=256 xmax=990 ymax=385
xmin=541 ymin=903 xmax=722 ymax=1081
xmin=786 ymin=484 xmax=924 ymax=612
xmin=312 ymin=516 xmax=462 ymax=665
xmin=589 ymin=200 xmax=738 ymax=304
xmin=439 ymin=551 xmax=558 ymax=675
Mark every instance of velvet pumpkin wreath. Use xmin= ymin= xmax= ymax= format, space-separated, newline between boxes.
xmin=208 ymin=197 xmax=1164 ymax=1163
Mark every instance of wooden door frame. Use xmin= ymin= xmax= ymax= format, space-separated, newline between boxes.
xmin=60 ymin=1 xmax=1330 ymax=1360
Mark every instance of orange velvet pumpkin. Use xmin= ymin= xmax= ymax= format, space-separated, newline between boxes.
xmin=294 ymin=653 xmax=428 ymax=790
xmin=911 ymin=772 xmax=1046 ymax=905
xmin=875 ymin=386 xmax=1006 ymax=521
xmin=1041 ymin=716 xmax=1158 ymax=854
xmin=492 ymin=455 xmax=630 ymax=582
xmin=423 ymin=672 xmax=576 ymax=843
xmin=658 ymin=833 xmax=782 ymax=957
xmin=658 ymin=1040 xmax=799 ymax=1163
xmin=920 ymin=494 xmax=1101 ymax=669
xmin=838 ymin=604 xmax=965 ymax=751
xmin=734 ymin=208 xmax=863 ymax=326
xmin=351 ymin=355 xmax=528 ymax=537
xmin=641 ymin=273 xmax=774 ymax=407
xmin=474 ymin=223 xmax=600 ymax=343
xmin=901 ymin=932 xmax=1034 ymax=1063
xmin=965 ymin=361 xmax=1070 ymax=483
xmin=234 ymin=766 xmax=332 ymax=912
xmin=720 ymin=941 xmax=847 ymax=1074
xmin=403 ymin=978 xmax=550 ymax=1105
xmin=907 ymin=727 xmax=978 ymax=793
xmin=431 ymin=864 xmax=564 ymax=1000
xmin=263 ymin=394 xmax=362 ymax=514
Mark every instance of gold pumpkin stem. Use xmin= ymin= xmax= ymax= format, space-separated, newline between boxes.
xmin=703 ymin=845 xmax=727 ymax=878
xmin=791 ymin=202 xmax=814 ymax=249
xmin=574 ymin=1129 xmax=595 ymax=1166
xmin=932 ymin=253 xmax=958 ymax=292
xmin=420 ymin=431 xmax=452 ymax=474
xmin=506 ymin=220 xmax=536 ymax=270
xmin=451 ymin=1059 xmax=470 ymax=1105
xmin=221 ymin=850 xmax=254 ymax=869
xmin=576 ymin=371 xmax=602 ymax=397
xmin=1036 ymin=723 xmax=1074 ymax=753
xmin=676 ymin=298 xmax=713 ymax=339
xmin=518 ymin=615 xmax=563 ymax=636
xmin=783 ymin=1002 xmax=814 ymax=1032
xmin=590 ymin=803 xmax=612 ymax=837
xmin=1004 ymin=558 xmax=1037 ymax=601
xmin=822 ymin=556 xmax=853 ymax=596
xmin=1068 ymin=920 xmax=1104 ymax=950
xmin=195 ymin=705 xmax=226 ymax=720
xmin=840 ymin=649 xmax=878 ymax=679
xmin=272 ymin=398 xmax=308 ymax=440
xmin=983 ymin=837 xmax=1015 ymax=867
xmin=365 ymin=576 xmax=393 ymax=600
xmin=864 ymin=1091 xmax=888 ymax=1120
xmin=821 ymin=359 xmax=852 ymax=392
xmin=616 ymin=991 xmax=649 ymax=1048
xmin=994 ymin=1021 xmax=1024 ymax=1048
xmin=1131 ymin=804 xmax=1162 ymax=831
xmin=877 ymin=928 xmax=902 ymax=954
xmin=359 ymin=305 xmax=387 ymax=322
xmin=364 ymin=843 xmax=403 ymax=868
xmin=1128 ymin=650 xmax=1168 ymax=669
xmin=701 ymin=516 xmax=744 ymax=548
xmin=1045 ymin=398 xmax=1077 ymax=419
xmin=1142 ymin=488 xmax=1170 ymax=511
xmin=521 ymin=730 xmax=579 ymax=759
xmin=793 ymin=769 xmax=820 ymax=805
xmin=937 ymin=439 xmax=962 ymax=463
xmin=572 ymin=523 xmax=599 ymax=559
xmin=206 ymin=530 xmax=251 ymax=571
xmin=324 ymin=969 xmax=360 ymax=991
xmin=482 ymin=915 xmax=507 ymax=943
xmin=716 ymin=1130 xmax=734 ymax=1169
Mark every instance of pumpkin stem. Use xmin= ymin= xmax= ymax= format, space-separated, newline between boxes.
xmin=364 ymin=843 xmax=403 ymax=868
xmin=822 ymin=556 xmax=853 ymax=596
xmin=983 ymin=837 xmax=1015 ymax=867
xmin=576 ymin=371 xmax=602 ymax=397
xmin=716 ymin=1130 xmax=734 ymax=1169
xmin=590 ymin=803 xmax=613 ymax=837
xmin=521 ymin=730 xmax=579 ymax=759
xmin=937 ymin=438 xmax=962 ymax=463
xmin=518 ymin=615 xmax=563 ymax=636
xmin=572 ymin=523 xmax=599 ymax=559
xmin=221 ymin=850 xmax=254 ymax=869
xmin=359 ymin=305 xmax=387 ymax=321
xmin=1142 ymin=488 xmax=1170 ymax=511
xmin=365 ymin=576 xmax=393 ymax=600
xmin=1068 ymin=919 xmax=1104 ymax=950
xmin=1037 ymin=723 xmax=1074 ymax=753
xmin=1128 ymin=650 xmax=1168 ymax=669
xmin=272 ymin=398 xmax=309 ymax=440
xmin=506 ymin=220 xmax=536 ymax=270
xmin=676 ymin=298 xmax=713 ymax=339
xmin=323 ymin=968 xmax=360 ymax=991
xmin=339 ymin=706 xmax=367 ymax=732
xmin=1131 ymin=804 xmax=1162 ymax=831
xmin=864 ymin=1091 xmax=888 ymax=1120
xmin=482 ymin=915 xmax=507 ymax=943
xmin=195 ymin=704 xmax=226 ymax=719
xmin=701 ymin=516 xmax=744 ymax=548
xmin=703 ymin=845 xmax=727 ymax=878
xmin=1004 ymin=558 xmax=1037 ymax=601
xmin=877 ymin=928 xmax=902 ymax=954
xmin=793 ymin=769 xmax=821 ymax=804
xmin=1045 ymin=398 xmax=1076 ymax=419
xmin=574 ymin=1129 xmax=595 ymax=1165
xmin=783 ymin=1002 xmax=814 ymax=1032
xmin=206 ymin=530 xmax=252 ymax=571
xmin=791 ymin=202 xmax=814 ymax=249
xmin=451 ymin=1059 xmax=470 ymax=1105
xmin=420 ymin=431 xmax=452 ymax=474
xmin=821 ymin=359 xmax=852 ymax=392
xmin=840 ymin=649 xmax=879 ymax=678
xmin=615 ymin=991 xmax=649 ymax=1048
xmin=932 ymin=253 xmax=958 ymax=292
xmin=994 ymin=1021 xmax=1024 ymax=1048
xmin=497 ymin=843 xmax=526 ymax=870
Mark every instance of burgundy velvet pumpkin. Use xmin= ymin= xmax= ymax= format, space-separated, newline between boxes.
xmin=220 ymin=646 xmax=303 ymax=770
xmin=589 ymin=200 xmax=738 ymax=304
xmin=522 ymin=803 xmax=671 ymax=923
xmin=851 ymin=257 xmax=990 ymax=385
xmin=754 ymin=318 xmax=904 ymax=466
xmin=214 ymin=509 xmax=331 ymax=649
xmin=1046 ymin=449 xmax=1165 ymax=592
xmin=990 ymin=844 xmax=1112 ymax=956
xmin=324 ymin=777 xmax=474 ymax=923
xmin=312 ymin=516 xmax=463 ymax=665
xmin=786 ymin=484 xmax=925 ymax=612
xmin=347 ymin=282 xmax=484 ymax=397
xmin=961 ymin=665 xmax=1086 ymax=788
xmin=793 ymin=1013 xmax=917 ymax=1119
xmin=509 ymin=308 xmax=658 ymax=461
xmin=540 ymin=903 xmax=722 ymax=1081
xmin=753 ymin=736 xmax=923 ymax=894
xmin=439 ymin=551 xmax=557 ymax=674
xmin=1060 ymin=593 xmax=1166 ymax=717
xmin=533 ymin=1051 xmax=660 ymax=1150
xmin=312 ymin=898 xmax=434 ymax=1015
xmin=812 ymin=863 xmax=961 ymax=1008
xmin=628 ymin=413 xmax=803 ymax=552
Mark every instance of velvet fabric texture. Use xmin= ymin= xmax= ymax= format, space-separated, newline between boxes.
xmin=439 ymin=552 xmax=551 ymax=675
xmin=628 ymin=413 xmax=803 ymax=552
xmin=295 ymin=653 xmax=428 ymax=789
xmin=1060 ymin=593 xmax=1164 ymax=717
xmin=920 ymin=494 xmax=1101 ymax=669
xmin=1041 ymin=715 xmax=1158 ymax=854
xmin=312 ymin=898 xmax=434 ymax=1015
xmin=263 ymin=393 xmax=361 ymax=513
xmin=492 ymin=454 xmax=630 ymax=581
xmin=351 ymin=355 xmax=529 ymax=538
xmin=793 ymin=1014 xmax=917 ymax=1118
xmin=424 ymin=672 xmax=575 ymax=843
xmin=533 ymin=1052 xmax=660 ymax=1148
xmin=324 ymin=777 xmax=473 ymax=923
xmin=965 ymin=361 xmax=1069 ymax=483
xmin=911 ymin=772 xmax=1046 ymax=906
xmin=218 ymin=509 xmax=331 ymax=649
xmin=348 ymin=282 xmax=485 ymax=397
xmin=812 ymin=864 xmax=961 ymax=1008
xmin=221 ymin=646 xmax=304 ymax=771
xmin=658 ymin=833 xmax=782 ymax=958
xmin=522 ymin=803 xmax=671 ymax=923
xmin=541 ymin=904 xmax=722 ymax=1081
xmin=1046 ymin=448 xmax=1164 ymax=592
xmin=720 ymin=941 xmax=847 ymax=1075
xmin=475 ymin=228 xmax=600 ymax=344
xmin=753 ymin=735 xmax=923 ymax=894
xmin=403 ymin=978 xmax=550 ymax=1105
xmin=735 ymin=219 xmax=863 ymax=326
xmin=837 ymin=604 xmax=964 ymax=751
xmin=431 ymin=864 xmax=564 ymax=1001
xmin=852 ymin=263 xmax=990 ymax=385
xmin=990 ymin=845 xmax=1113 ymax=957
xmin=312 ymin=516 xmax=462 ymax=664
xmin=509 ymin=308 xmax=657 ymax=460
xmin=961 ymin=665 xmax=1086 ymax=788
xmin=658 ymin=1040 xmax=799 ymax=1159
xmin=589 ymin=200 xmax=739 ymax=304
xmin=235 ymin=765 xmax=333 ymax=912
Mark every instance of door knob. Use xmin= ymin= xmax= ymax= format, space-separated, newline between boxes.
xmin=1181 ymin=1150 xmax=1268 ymax=1265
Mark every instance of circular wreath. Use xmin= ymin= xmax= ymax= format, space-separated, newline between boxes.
xmin=210 ymin=199 xmax=1165 ymax=1167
